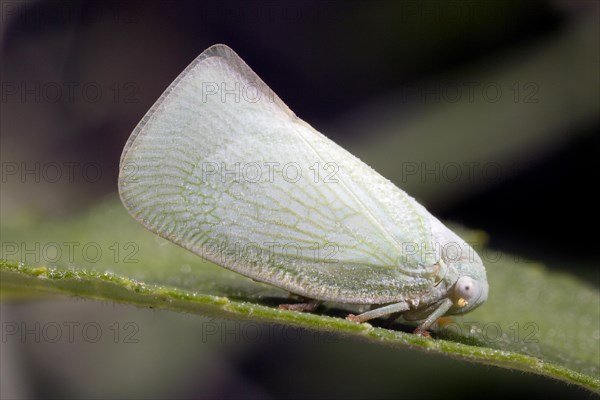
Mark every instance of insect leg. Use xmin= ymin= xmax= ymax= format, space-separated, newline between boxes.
xmin=413 ymin=298 xmax=453 ymax=337
xmin=346 ymin=301 xmax=410 ymax=323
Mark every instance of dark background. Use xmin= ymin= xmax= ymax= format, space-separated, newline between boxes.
xmin=1 ymin=1 xmax=598 ymax=399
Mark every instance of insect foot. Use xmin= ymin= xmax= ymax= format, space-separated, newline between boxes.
xmin=412 ymin=327 xmax=432 ymax=338
xmin=346 ymin=314 xmax=362 ymax=323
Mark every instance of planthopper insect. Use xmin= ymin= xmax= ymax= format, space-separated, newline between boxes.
xmin=118 ymin=44 xmax=488 ymax=336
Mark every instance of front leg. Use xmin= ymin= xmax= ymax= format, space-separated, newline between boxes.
xmin=413 ymin=298 xmax=453 ymax=337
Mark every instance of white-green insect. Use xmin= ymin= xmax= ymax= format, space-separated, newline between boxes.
xmin=118 ymin=44 xmax=488 ymax=335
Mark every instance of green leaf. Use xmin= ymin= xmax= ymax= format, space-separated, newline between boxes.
xmin=1 ymin=196 xmax=598 ymax=392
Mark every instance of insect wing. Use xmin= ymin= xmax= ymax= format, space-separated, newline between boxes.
xmin=119 ymin=45 xmax=438 ymax=303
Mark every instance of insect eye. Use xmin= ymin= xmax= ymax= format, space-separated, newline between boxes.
xmin=454 ymin=276 xmax=479 ymax=302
